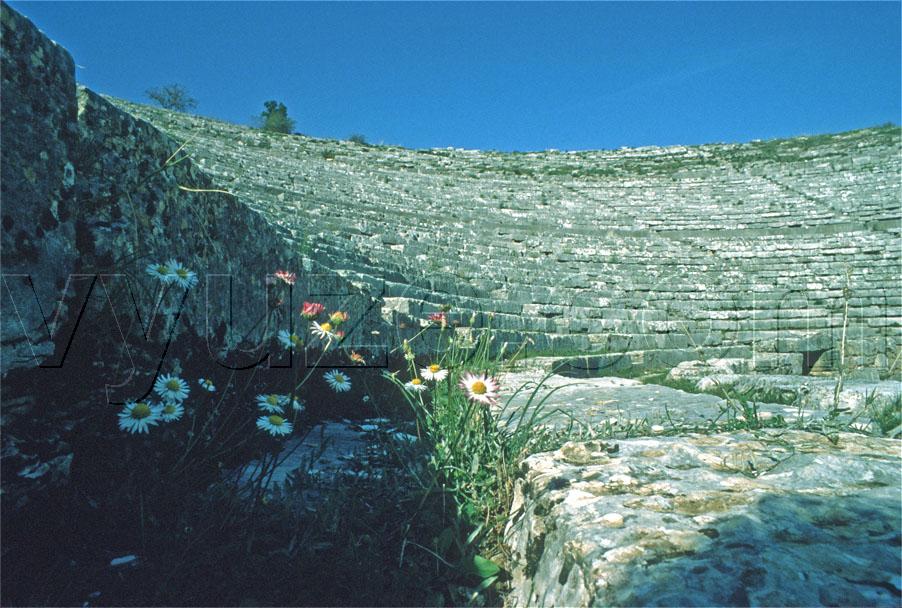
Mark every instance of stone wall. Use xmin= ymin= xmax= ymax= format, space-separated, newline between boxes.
xmin=1 ymin=4 xmax=387 ymax=379
xmin=1 ymin=4 xmax=78 ymax=375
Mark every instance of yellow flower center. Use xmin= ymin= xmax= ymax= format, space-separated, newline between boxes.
xmin=429 ymin=364 xmax=441 ymax=373
xmin=163 ymin=404 xmax=176 ymax=415
xmin=320 ymin=322 xmax=332 ymax=333
xmin=131 ymin=402 xmax=152 ymax=419
xmin=156 ymin=265 xmax=169 ymax=274
xmin=165 ymin=379 xmax=181 ymax=391
xmin=471 ymin=381 xmax=487 ymax=395
xmin=267 ymin=415 xmax=285 ymax=426
xmin=411 ymin=378 xmax=422 ymax=385
xmin=290 ymin=334 xmax=301 ymax=344
xmin=334 ymin=374 xmax=346 ymax=384
xmin=266 ymin=395 xmax=279 ymax=406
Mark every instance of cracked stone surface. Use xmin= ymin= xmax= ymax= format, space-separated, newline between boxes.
xmin=504 ymin=430 xmax=901 ymax=607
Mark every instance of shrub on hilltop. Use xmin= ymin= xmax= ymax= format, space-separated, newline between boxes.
xmin=145 ymin=84 xmax=198 ymax=111
xmin=260 ymin=100 xmax=296 ymax=134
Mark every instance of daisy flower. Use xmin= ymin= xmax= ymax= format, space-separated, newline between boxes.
xmin=420 ymin=364 xmax=448 ymax=382
xmin=301 ymin=301 xmax=325 ymax=319
xmin=154 ymin=374 xmax=190 ymax=403
xmin=257 ymin=414 xmax=293 ymax=437
xmin=198 ymin=377 xmax=216 ymax=392
xmin=273 ymin=270 xmax=296 ymax=286
xmin=404 ymin=378 xmax=428 ymax=393
xmin=348 ymin=351 xmax=366 ymax=365
xmin=324 ymin=369 xmax=352 ymax=392
xmin=256 ymin=394 xmax=286 ymax=413
xmin=459 ymin=372 xmax=500 ymax=406
xmin=118 ymin=401 xmax=162 ymax=434
xmin=286 ymin=396 xmax=305 ymax=412
xmin=277 ymin=329 xmax=303 ymax=350
xmin=145 ymin=262 xmax=174 ymax=283
xmin=329 ymin=311 xmax=349 ymax=326
xmin=166 ymin=260 xmax=198 ymax=289
xmin=159 ymin=401 xmax=184 ymax=422
xmin=310 ymin=321 xmax=336 ymax=341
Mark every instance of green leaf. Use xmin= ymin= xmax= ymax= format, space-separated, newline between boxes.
xmin=471 ymin=554 xmax=501 ymax=579
xmin=464 ymin=523 xmax=484 ymax=547
xmin=475 ymin=574 xmax=499 ymax=592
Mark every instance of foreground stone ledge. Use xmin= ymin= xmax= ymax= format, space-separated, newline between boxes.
xmin=496 ymin=368 xmax=899 ymax=433
xmin=504 ymin=429 xmax=901 ymax=607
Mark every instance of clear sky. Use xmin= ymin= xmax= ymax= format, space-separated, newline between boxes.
xmin=9 ymin=1 xmax=901 ymax=152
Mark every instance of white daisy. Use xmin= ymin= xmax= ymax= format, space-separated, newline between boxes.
xmin=404 ymin=378 xmax=428 ymax=392
xmin=323 ymin=369 xmax=352 ymax=392
xmin=257 ymin=414 xmax=293 ymax=437
xmin=159 ymin=401 xmax=184 ymax=422
xmin=154 ymin=374 xmax=190 ymax=402
xmin=310 ymin=321 xmax=336 ymax=341
xmin=166 ymin=259 xmax=198 ymax=289
xmin=286 ymin=396 xmax=305 ymax=412
xmin=256 ymin=394 xmax=287 ymax=413
xmin=118 ymin=401 xmax=162 ymax=434
xmin=145 ymin=262 xmax=175 ymax=283
xmin=459 ymin=372 xmax=500 ymax=406
xmin=420 ymin=364 xmax=449 ymax=382
xmin=198 ymin=377 xmax=216 ymax=392
xmin=277 ymin=329 xmax=303 ymax=350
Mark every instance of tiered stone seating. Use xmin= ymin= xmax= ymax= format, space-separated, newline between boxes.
xmin=113 ymin=97 xmax=900 ymax=373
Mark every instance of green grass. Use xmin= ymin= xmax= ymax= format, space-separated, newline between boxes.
xmin=865 ymin=393 xmax=902 ymax=438
xmin=381 ymin=322 xmax=578 ymax=601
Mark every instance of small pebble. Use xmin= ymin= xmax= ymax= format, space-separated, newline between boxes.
xmin=110 ymin=554 xmax=137 ymax=567
xmin=651 ymin=424 xmax=665 ymax=434
xmin=601 ymin=512 xmax=625 ymax=527
xmin=608 ymin=474 xmax=636 ymax=486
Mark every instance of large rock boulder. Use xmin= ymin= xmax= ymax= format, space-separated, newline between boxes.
xmin=505 ymin=430 xmax=901 ymax=607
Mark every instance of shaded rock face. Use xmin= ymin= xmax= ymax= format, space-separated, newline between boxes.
xmin=0 ymin=5 xmax=78 ymax=375
xmin=0 ymin=4 xmax=390 ymax=513
xmin=1 ymin=3 xmax=388 ymax=379
xmin=504 ymin=430 xmax=901 ymax=607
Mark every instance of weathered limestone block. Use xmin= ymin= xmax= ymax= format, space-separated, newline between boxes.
xmin=696 ymin=373 xmax=902 ymax=420
xmin=667 ymin=358 xmax=753 ymax=381
xmin=505 ymin=431 xmax=901 ymax=607
xmin=774 ymin=329 xmax=833 ymax=354
xmin=496 ymin=371 xmax=816 ymax=433
xmin=667 ymin=353 xmax=803 ymax=381
xmin=1 ymin=4 xmax=78 ymax=375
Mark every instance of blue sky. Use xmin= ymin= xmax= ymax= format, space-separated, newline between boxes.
xmin=9 ymin=1 xmax=901 ymax=152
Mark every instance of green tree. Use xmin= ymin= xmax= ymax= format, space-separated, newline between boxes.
xmin=145 ymin=84 xmax=197 ymax=111
xmin=260 ymin=100 xmax=295 ymax=134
